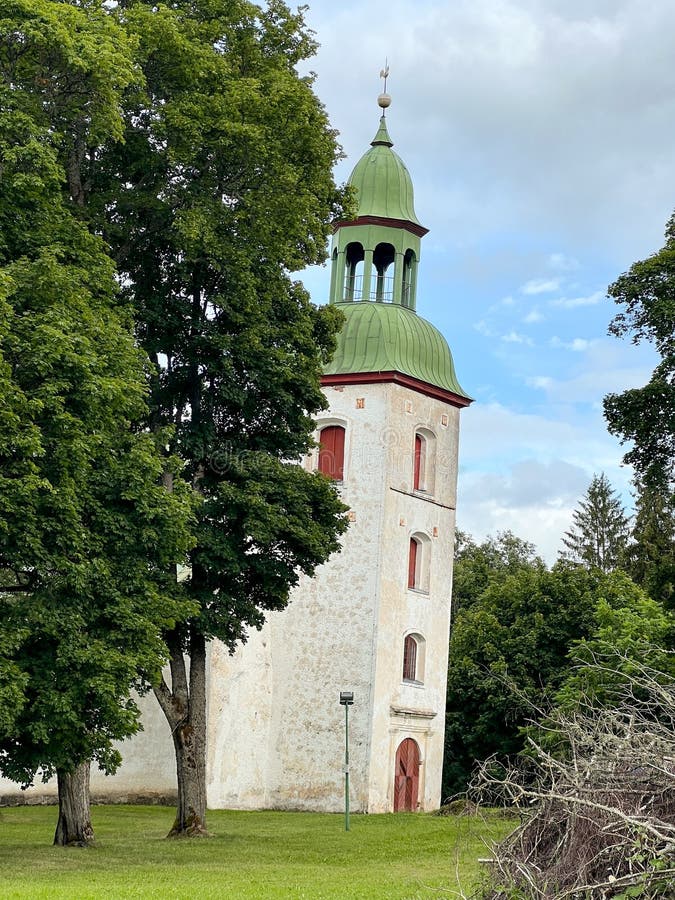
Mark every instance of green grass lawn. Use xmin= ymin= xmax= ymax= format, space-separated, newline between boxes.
xmin=0 ymin=805 xmax=513 ymax=899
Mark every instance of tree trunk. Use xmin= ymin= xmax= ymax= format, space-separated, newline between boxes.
xmin=54 ymin=761 xmax=95 ymax=847
xmin=154 ymin=628 xmax=209 ymax=837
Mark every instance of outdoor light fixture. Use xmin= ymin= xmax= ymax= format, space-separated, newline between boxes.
xmin=339 ymin=690 xmax=354 ymax=830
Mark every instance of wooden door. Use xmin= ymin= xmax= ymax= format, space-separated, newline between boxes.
xmin=393 ymin=738 xmax=420 ymax=812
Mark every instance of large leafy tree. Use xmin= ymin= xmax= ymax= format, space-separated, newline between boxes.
xmin=0 ymin=2 xmax=193 ymax=845
xmin=444 ymin=558 xmax=598 ymax=798
xmin=444 ymin=554 xmax=671 ymax=799
xmin=604 ymin=213 xmax=675 ymax=492
xmin=84 ymin=0 xmax=351 ymax=836
xmin=559 ymin=472 xmax=629 ymax=573
xmin=452 ymin=530 xmax=544 ymax=619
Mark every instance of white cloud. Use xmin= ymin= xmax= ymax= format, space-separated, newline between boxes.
xmin=527 ymin=375 xmax=554 ymax=389
xmin=550 ymin=291 xmax=605 ymax=308
xmin=523 ymin=307 xmax=544 ymax=323
xmin=501 ymin=330 xmax=533 ymax=345
xmin=474 ymin=319 xmax=496 ymax=337
xmin=550 ymin=336 xmax=596 ymax=351
xmin=548 ymin=252 xmax=579 ymax=271
xmin=522 ymin=278 xmax=560 ymax=295
xmin=457 ymin=403 xmax=634 ymax=561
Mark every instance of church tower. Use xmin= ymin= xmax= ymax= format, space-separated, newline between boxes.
xmin=205 ymin=90 xmax=472 ymax=812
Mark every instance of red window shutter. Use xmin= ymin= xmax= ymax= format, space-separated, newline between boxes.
xmin=413 ymin=434 xmax=423 ymax=490
xmin=403 ymin=636 xmax=417 ymax=681
xmin=408 ymin=538 xmax=418 ymax=589
xmin=318 ymin=426 xmax=345 ymax=480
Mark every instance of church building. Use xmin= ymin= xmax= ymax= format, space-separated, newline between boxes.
xmin=0 ymin=92 xmax=471 ymax=813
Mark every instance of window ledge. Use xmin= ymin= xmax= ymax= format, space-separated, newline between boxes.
xmin=408 ymin=587 xmax=430 ymax=596
xmin=401 ymin=679 xmax=425 ymax=689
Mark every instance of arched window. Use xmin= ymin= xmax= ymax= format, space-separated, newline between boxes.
xmin=372 ymin=242 xmax=395 ymax=301
xmin=413 ymin=433 xmax=426 ymax=491
xmin=412 ymin=429 xmax=436 ymax=495
xmin=402 ymin=633 xmax=426 ymax=683
xmin=318 ymin=425 xmax=345 ymax=481
xmin=402 ymin=249 xmax=416 ymax=308
xmin=344 ymin=243 xmax=364 ymax=301
xmin=402 ymin=635 xmax=417 ymax=681
xmin=408 ymin=537 xmax=419 ymax=589
xmin=408 ymin=532 xmax=431 ymax=592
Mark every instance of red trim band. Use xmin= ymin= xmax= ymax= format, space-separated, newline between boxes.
xmin=332 ymin=216 xmax=429 ymax=238
xmin=321 ymin=371 xmax=472 ymax=408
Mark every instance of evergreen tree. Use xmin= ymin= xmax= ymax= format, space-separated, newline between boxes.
xmin=560 ymin=473 xmax=629 ymax=572
xmin=623 ymin=478 xmax=675 ymax=610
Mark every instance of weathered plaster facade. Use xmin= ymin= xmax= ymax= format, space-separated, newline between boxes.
xmin=204 ymin=379 xmax=461 ymax=812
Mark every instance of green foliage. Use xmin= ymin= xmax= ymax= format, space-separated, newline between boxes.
xmin=0 ymin=3 xmax=194 ymax=785
xmin=444 ymin=549 xmax=598 ymax=798
xmin=553 ymin=572 xmax=674 ymax=713
xmin=604 ymin=212 xmax=675 ymax=491
xmin=560 ymin=472 xmax=629 ymax=572
xmin=452 ymin=530 xmax=544 ymax=617
xmin=623 ymin=478 xmax=675 ymax=610
xmin=91 ymin=0 xmax=351 ymax=646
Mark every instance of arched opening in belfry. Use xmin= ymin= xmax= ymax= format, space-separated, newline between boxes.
xmin=344 ymin=242 xmax=364 ymax=301
xmin=372 ymin=242 xmax=396 ymax=302
xmin=402 ymin=249 xmax=417 ymax=308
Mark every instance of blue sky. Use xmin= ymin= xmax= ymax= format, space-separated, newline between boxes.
xmin=296 ymin=0 xmax=674 ymax=560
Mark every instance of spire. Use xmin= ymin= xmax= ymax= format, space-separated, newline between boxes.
xmin=371 ymin=115 xmax=393 ymax=147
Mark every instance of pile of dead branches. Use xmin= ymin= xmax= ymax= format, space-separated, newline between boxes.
xmin=471 ymin=653 xmax=675 ymax=899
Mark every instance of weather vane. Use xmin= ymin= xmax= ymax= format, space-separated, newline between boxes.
xmin=378 ymin=60 xmax=391 ymax=112
xmin=380 ymin=61 xmax=389 ymax=93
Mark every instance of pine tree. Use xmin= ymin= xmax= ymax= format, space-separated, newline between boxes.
xmin=623 ymin=478 xmax=675 ymax=609
xmin=560 ymin=473 xmax=629 ymax=572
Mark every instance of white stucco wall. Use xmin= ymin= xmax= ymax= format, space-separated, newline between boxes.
xmin=0 ymin=377 xmax=462 ymax=814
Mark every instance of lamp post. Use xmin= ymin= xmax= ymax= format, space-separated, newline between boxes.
xmin=339 ymin=691 xmax=354 ymax=831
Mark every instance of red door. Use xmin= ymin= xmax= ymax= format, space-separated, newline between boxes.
xmin=393 ymin=738 xmax=420 ymax=811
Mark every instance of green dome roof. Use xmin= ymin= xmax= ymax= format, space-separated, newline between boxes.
xmin=348 ymin=117 xmax=421 ymax=225
xmin=324 ymin=302 xmax=470 ymax=399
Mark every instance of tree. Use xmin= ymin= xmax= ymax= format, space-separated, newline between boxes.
xmin=0 ymin=2 xmax=194 ymax=845
xmin=623 ymin=477 xmax=675 ymax=610
xmin=452 ymin=530 xmax=544 ymax=618
xmin=604 ymin=212 xmax=675 ymax=492
xmin=443 ymin=555 xmax=597 ymax=799
xmin=85 ymin=0 xmax=352 ymax=835
xmin=559 ymin=472 xmax=629 ymax=572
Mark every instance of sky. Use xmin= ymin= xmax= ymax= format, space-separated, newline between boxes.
xmin=295 ymin=0 xmax=675 ymax=561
